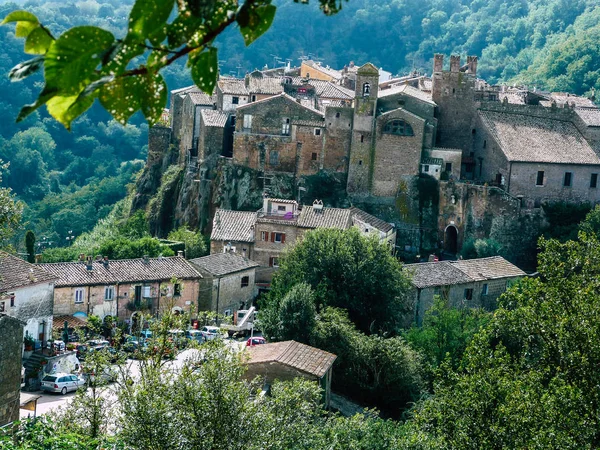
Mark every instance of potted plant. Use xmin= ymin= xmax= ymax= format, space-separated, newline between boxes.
xmin=23 ymin=332 xmax=35 ymax=359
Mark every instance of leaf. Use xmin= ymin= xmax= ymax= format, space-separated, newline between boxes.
xmin=44 ymin=26 xmax=115 ymax=94
xmin=46 ymin=91 xmax=96 ymax=130
xmin=1 ymin=10 xmax=38 ymax=25
xmin=9 ymin=56 xmax=44 ymax=81
xmin=140 ymin=72 xmax=167 ymax=125
xmin=238 ymin=5 xmax=276 ymax=46
xmin=15 ymin=20 xmax=38 ymax=38
xmin=189 ymin=47 xmax=218 ymax=94
xmin=16 ymin=85 xmax=59 ymax=122
xmin=24 ymin=26 xmax=54 ymax=55
xmin=127 ymin=0 xmax=174 ymax=43
xmin=167 ymin=14 xmax=204 ymax=48
xmin=99 ymin=76 xmax=144 ymax=125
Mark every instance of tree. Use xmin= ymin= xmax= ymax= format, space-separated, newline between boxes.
xmin=97 ymin=236 xmax=174 ymax=260
xmin=2 ymin=0 xmax=344 ymax=129
xmin=167 ymin=226 xmax=207 ymax=259
xmin=25 ymin=229 xmax=35 ymax=263
xmin=268 ymin=227 xmax=412 ymax=334
xmin=0 ymin=160 xmax=22 ymax=247
xmin=261 ymin=282 xmax=316 ymax=344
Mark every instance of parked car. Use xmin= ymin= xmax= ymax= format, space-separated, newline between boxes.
xmin=41 ymin=373 xmax=86 ymax=395
xmin=81 ymin=366 xmax=118 ymax=384
xmin=200 ymin=326 xmax=222 ymax=341
xmin=246 ymin=337 xmax=267 ymax=347
xmin=186 ymin=329 xmax=204 ymax=343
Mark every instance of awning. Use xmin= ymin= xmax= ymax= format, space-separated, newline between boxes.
xmin=52 ymin=315 xmax=87 ymax=330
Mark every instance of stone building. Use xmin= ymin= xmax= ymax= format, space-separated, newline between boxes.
xmin=0 ymin=251 xmax=56 ymax=348
xmin=210 ymin=209 xmax=257 ymax=257
xmin=39 ymin=256 xmax=202 ymax=322
xmin=0 ymin=314 xmax=23 ymax=426
xmin=243 ymin=340 xmax=337 ymax=408
xmin=190 ymin=252 xmax=259 ymax=317
xmin=405 ymin=256 xmax=526 ymax=325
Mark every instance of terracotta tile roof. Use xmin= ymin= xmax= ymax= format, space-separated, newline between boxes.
xmin=211 ymin=209 xmax=257 ymax=242
xmin=247 ymin=77 xmax=284 ymax=95
xmin=450 ymin=256 xmax=526 ymax=281
xmin=53 ymin=315 xmax=87 ymax=330
xmin=287 ymin=77 xmax=354 ymax=100
xmin=349 ymin=207 xmax=394 ymax=233
xmin=0 ymin=251 xmax=56 ymax=292
xmin=575 ymin=107 xmax=600 ymax=127
xmin=237 ymin=93 xmax=324 ymax=117
xmin=303 ymin=61 xmax=343 ymax=80
xmin=171 ymin=85 xmax=197 ymax=95
xmin=201 ymin=109 xmax=228 ymax=127
xmin=405 ymin=256 xmax=525 ymax=289
xmin=218 ymin=77 xmax=248 ymax=95
xmin=551 ymin=93 xmax=595 ymax=108
xmin=189 ymin=253 xmax=259 ymax=277
xmin=499 ymin=92 xmax=526 ymax=105
xmin=297 ymin=206 xmax=352 ymax=229
xmin=478 ymin=110 xmax=600 ymax=165
xmin=188 ymin=91 xmax=215 ymax=105
xmin=378 ymin=83 xmax=436 ymax=105
xmin=38 ymin=256 xmax=201 ymax=287
xmin=247 ymin=340 xmax=337 ymax=378
xmin=292 ymin=120 xmax=326 ymax=127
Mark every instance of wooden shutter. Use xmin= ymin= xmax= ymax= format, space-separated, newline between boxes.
xmin=264 ymin=232 xmax=269 ymax=241
xmin=281 ymin=233 xmax=286 ymax=244
xmin=271 ymin=232 xmax=275 ymax=243
xmin=269 ymin=257 xmax=274 ymax=267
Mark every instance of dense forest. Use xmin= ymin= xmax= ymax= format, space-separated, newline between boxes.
xmin=2 ymin=0 xmax=600 ymax=252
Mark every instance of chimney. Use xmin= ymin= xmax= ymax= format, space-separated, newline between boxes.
xmin=95 ymin=255 xmax=103 ymax=262
xmin=85 ymin=256 xmax=93 ymax=272
xmin=103 ymin=256 xmax=109 ymax=268
xmin=466 ymin=56 xmax=478 ymax=75
xmin=450 ymin=55 xmax=460 ymax=73
xmin=35 ymin=254 xmax=42 ymax=263
xmin=242 ymin=248 xmax=247 ymax=258
xmin=79 ymin=253 xmax=85 ymax=261
xmin=143 ymin=255 xmax=150 ymax=264
xmin=313 ymin=199 xmax=324 ymax=213
xmin=263 ymin=195 xmax=270 ymax=215
xmin=250 ymin=225 xmax=255 ymax=242
xmin=433 ymin=54 xmax=444 ymax=73
xmin=28 ymin=268 xmax=36 ymax=283
xmin=177 ymin=250 xmax=184 ymax=257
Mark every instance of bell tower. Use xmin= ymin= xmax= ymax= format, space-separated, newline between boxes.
xmin=347 ymin=63 xmax=380 ymax=195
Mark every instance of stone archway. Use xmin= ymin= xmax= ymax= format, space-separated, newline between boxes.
xmin=444 ymin=225 xmax=458 ymax=254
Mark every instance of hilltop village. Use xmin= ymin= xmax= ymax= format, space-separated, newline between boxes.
xmin=134 ymin=54 xmax=600 ymax=271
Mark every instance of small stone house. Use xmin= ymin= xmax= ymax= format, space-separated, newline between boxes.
xmin=243 ymin=340 xmax=337 ymax=408
xmin=0 ymin=314 xmax=24 ymax=426
xmin=39 ymin=256 xmax=202 ymax=322
xmin=0 ymin=251 xmax=56 ymax=347
xmin=405 ymin=256 xmax=526 ymax=325
xmin=210 ymin=209 xmax=257 ymax=258
xmin=189 ymin=252 xmax=259 ymax=317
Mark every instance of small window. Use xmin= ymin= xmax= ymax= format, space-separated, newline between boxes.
xmin=464 ymin=288 xmax=473 ymax=300
xmin=536 ymin=171 xmax=544 ymax=186
xmin=360 ymin=135 xmax=364 ymax=143
xmin=483 ymin=140 xmax=487 ymax=149
xmin=251 ymin=95 xmax=256 ymax=102
xmin=0 ymin=302 xmax=4 ymax=313
xmin=472 ymin=129 xmax=476 ymax=135
xmin=482 ymin=284 xmax=488 ymax=295
xmin=241 ymin=276 xmax=249 ymax=288
xmin=311 ymin=152 xmax=318 ymax=161
xmin=282 ymin=118 xmax=290 ymax=135
xmin=261 ymin=231 xmax=269 ymax=241
xmin=232 ymin=96 xmax=239 ymax=105
xmin=335 ymin=112 xmax=340 ymax=118
xmin=591 ymin=173 xmax=598 ymax=188
xmin=143 ymin=286 xmax=151 ymax=298
xmin=104 ymin=286 xmax=114 ymax=301
xmin=269 ymin=257 xmax=280 ymax=267
xmin=445 ymin=162 xmax=452 ymax=173
xmin=564 ymin=172 xmax=573 ymax=187
xmin=224 ymin=309 xmax=232 ymax=317
xmin=314 ymin=128 xmax=321 ymax=136
xmin=269 ymin=151 xmax=279 ymax=165
xmin=362 ymin=82 xmax=370 ymax=97
xmin=383 ymin=119 xmax=414 ymax=136
xmin=74 ymin=288 xmax=84 ymax=304
xmin=358 ymin=160 xmax=363 ymax=166
xmin=243 ymin=114 xmax=252 ymax=130
xmin=10 ymin=295 xmax=15 ymax=307
xmin=277 ymin=205 xmax=286 ymax=212
xmin=273 ymin=232 xmax=285 ymax=244
xmin=423 ymin=164 xmax=429 ymax=173
xmin=174 ymin=284 xmax=181 ymax=296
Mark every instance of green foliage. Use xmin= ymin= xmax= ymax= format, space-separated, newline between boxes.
xmin=0 ymin=160 xmax=23 ymax=248
xmin=542 ymin=201 xmax=592 ymax=242
xmin=24 ymin=229 xmax=35 ymax=262
xmin=404 ymin=296 xmax=491 ymax=376
xmin=121 ymin=210 xmax=150 ymax=240
xmin=167 ymin=226 xmax=207 ymax=259
xmin=579 ymin=204 xmax=600 ymax=236
xmin=461 ymin=237 xmax=503 ymax=259
xmin=268 ymin=227 xmax=412 ymax=334
xmin=98 ymin=236 xmax=174 ymax=260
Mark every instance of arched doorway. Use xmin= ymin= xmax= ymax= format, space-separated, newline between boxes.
xmin=444 ymin=225 xmax=458 ymax=255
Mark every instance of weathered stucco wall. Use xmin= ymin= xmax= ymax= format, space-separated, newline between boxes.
xmin=0 ymin=315 xmax=23 ymax=426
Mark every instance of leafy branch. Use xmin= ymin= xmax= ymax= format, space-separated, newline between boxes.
xmin=3 ymin=0 xmax=345 ymax=130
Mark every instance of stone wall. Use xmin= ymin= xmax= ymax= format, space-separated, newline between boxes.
xmin=323 ymin=107 xmax=353 ymax=173
xmin=0 ymin=315 xmax=23 ymax=426
xmin=253 ymin=220 xmax=300 ymax=282
xmin=198 ymin=268 xmax=257 ymax=315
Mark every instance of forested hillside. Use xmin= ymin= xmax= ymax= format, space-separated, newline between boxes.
xmin=2 ymin=0 xmax=600 ymax=250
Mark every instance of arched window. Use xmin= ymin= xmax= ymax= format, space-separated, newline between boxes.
xmin=363 ymin=82 xmax=370 ymax=97
xmin=383 ymin=119 xmax=414 ymax=136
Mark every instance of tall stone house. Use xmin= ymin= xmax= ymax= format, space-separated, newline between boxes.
xmin=0 ymin=251 xmax=56 ymax=348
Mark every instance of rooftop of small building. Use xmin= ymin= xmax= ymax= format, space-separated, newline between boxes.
xmin=378 ymin=83 xmax=436 ymax=105
xmin=236 ymin=92 xmax=324 ymax=117
xmin=575 ymin=107 xmax=600 ymax=127
xmin=211 ymin=209 xmax=257 ymax=242
xmin=189 ymin=252 xmax=259 ymax=277
xmin=349 ymin=207 xmax=394 ymax=233
xmin=405 ymin=256 xmax=526 ymax=289
xmin=217 ymin=77 xmax=249 ymax=95
xmin=297 ymin=206 xmax=353 ymax=229
xmin=38 ymin=256 xmax=202 ymax=287
xmin=200 ymin=109 xmax=229 ymax=127
xmin=478 ymin=109 xmax=600 ymax=165
xmin=0 ymin=251 xmax=56 ymax=292
xmin=245 ymin=340 xmax=337 ymax=378
xmin=301 ymin=60 xmax=343 ymax=80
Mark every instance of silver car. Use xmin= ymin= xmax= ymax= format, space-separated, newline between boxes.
xmin=41 ymin=373 xmax=86 ymax=394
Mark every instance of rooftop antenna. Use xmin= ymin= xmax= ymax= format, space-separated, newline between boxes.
xmin=236 ymin=64 xmax=243 ymax=78
xmin=269 ymin=54 xmax=280 ymax=69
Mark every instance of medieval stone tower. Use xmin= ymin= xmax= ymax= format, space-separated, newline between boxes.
xmin=431 ymin=54 xmax=478 ymax=162
xmin=346 ymin=63 xmax=380 ymax=195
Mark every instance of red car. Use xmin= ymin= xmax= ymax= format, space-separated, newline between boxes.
xmin=246 ymin=337 xmax=266 ymax=347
